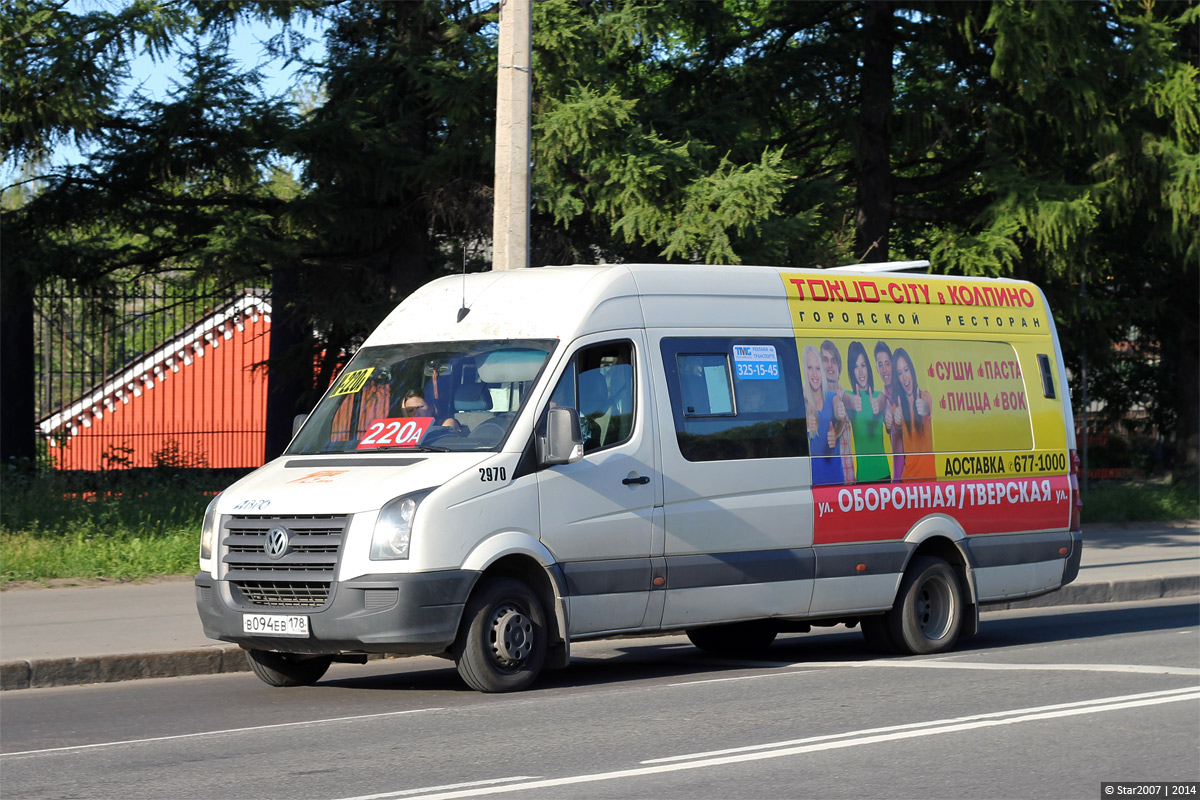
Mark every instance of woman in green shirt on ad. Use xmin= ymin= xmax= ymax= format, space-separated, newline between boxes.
xmin=843 ymin=340 xmax=891 ymax=483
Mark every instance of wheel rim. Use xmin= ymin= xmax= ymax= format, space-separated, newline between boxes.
xmin=915 ymin=573 xmax=955 ymax=640
xmin=489 ymin=603 xmax=533 ymax=668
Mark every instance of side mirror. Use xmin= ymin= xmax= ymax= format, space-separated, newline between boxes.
xmin=540 ymin=406 xmax=584 ymax=466
xmin=292 ymin=414 xmax=308 ymax=438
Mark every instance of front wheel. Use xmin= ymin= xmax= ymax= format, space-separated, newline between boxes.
xmin=245 ymin=649 xmax=332 ymax=687
xmin=886 ymin=555 xmax=964 ymax=655
xmin=453 ymin=577 xmax=547 ymax=693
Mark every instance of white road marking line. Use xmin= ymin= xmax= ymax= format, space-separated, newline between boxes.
xmin=643 ymin=686 xmax=1200 ymax=763
xmin=342 ymin=689 xmax=1200 ymax=800
xmin=866 ymin=660 xmax=1200 ymax=675
xmin=0 ymin=708 xmax=443 ymax=758
xmin=668 ymin=659 xmax=1200 ymax=686
xmin=341 ymin=777 xmax=541 ymax=800
xmin=664 ymin=667 xmax=837 ymax=687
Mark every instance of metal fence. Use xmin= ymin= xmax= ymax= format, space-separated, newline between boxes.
xmin=35 ymin=278 xmax=273 ymax=471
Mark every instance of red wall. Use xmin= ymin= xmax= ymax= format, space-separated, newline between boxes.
xmin=48 ymin=316 xmax=271 ymax=470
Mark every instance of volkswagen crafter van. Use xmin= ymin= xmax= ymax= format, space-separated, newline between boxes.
xmin=195 ymin=262 xmax=1083 ymax=692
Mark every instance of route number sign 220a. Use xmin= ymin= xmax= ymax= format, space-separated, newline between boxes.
xmin=356 ymin=417 xmax=433 ymax=449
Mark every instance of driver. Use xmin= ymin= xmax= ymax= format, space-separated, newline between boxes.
xmin=401 ymin=390 xmax=462 ymax=431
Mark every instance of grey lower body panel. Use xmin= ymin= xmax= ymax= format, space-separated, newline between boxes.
xmin=194 ymin=570 xmax=478 ymax=656
xmin=964 ymin=530 xmax=1073 ymax=569
xmin=1061 ymin=529 xmax=1083 ymax=585
xmin=964 ymin=530 xmax=1075 ymax=604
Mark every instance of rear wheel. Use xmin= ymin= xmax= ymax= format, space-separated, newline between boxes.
xmin=686 ymin=621 xmax=778 ymax=656
xmin=886 ymin=556 xmax=964 ymax=655
xmin=454 ymin=577 xmax=547 ymax=693
xmin=245 ymin=649 xmax=332 ymax=687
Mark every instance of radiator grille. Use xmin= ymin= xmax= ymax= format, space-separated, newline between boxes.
xmin=220 ymin=514 xmax=348 ymax=608
xmin=237 ymin=581 xmax=330 ymax=607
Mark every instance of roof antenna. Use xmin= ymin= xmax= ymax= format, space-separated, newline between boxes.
xmin=456 ymin=244 xmax=470 ymax=322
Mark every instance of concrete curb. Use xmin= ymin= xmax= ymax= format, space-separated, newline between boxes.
xmin=986 ymin=574 xmax=1200 ymax=610
xmin=0 ymin=646 xmax=248 ymax=691
xmin=2 ymin=579 xmax=1197 ymax=691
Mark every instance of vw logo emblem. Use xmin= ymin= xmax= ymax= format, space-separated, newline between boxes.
xmin=264 ymin=526 xmax=290 ymax=559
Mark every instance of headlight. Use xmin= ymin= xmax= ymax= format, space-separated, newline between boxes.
xmin=199 ymin=494 xmax=221 ymax=562
xmin=371 ymin=490 xmax=432 ymax=560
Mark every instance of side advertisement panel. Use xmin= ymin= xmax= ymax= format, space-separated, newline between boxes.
xmin=782 ymin=274 xmax=1071 ymax=544
xmin=812 ymin=476 xmax=1072 ymax=543
xmin=781 ymin=273 xmax=1052 ymax=335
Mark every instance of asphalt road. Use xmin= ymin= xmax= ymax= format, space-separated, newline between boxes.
xmin=2 ymin=598 xmax=1197 ymax=800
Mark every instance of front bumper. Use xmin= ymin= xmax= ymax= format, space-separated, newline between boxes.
xmin=195 ymin=570 xmax=478 ymax=656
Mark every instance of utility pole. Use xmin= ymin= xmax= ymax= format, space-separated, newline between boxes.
xmin=492 ymin=0 xmax=532 ymax=271
xmin=1080 ymin=268 xmax=1088 ymax=495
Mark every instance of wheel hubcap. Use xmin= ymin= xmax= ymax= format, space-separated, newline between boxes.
xmin=916 ymin=576 xmax=954 ymax=640
xmin=490 ymin=605 xmax=533 ymax=666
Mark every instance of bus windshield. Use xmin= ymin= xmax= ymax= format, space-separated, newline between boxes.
xmin=287 ymin=339 xmax=557 ymax=455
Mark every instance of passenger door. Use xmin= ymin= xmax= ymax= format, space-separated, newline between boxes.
xmin=536 ymin=333 xmax=660 ymax=635
xmin=652 ymin=334 xmax=815 ymax=628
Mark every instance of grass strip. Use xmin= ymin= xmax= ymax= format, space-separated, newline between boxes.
xmin=1081 ymin=480 xmax=1199 ymax=524
xmin=1 ymin=471 xmax=210 ymax=586
xmin=1 ymin=529 xmax=197 ymax=584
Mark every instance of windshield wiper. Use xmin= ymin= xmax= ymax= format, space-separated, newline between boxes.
xmin=376 ymin=443 xmax=451 ymax=453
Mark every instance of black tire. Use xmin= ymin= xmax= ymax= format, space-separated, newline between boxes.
xmin=885 ymin=555 xmax=964 ymax=655
xmin=453 ymin=577 xmax=547 ymax=693
xmin=686 ymin=621 xmax=778 ymax=656
xmin=245 ymin=649 xmax=332 ymax=687
xmin=860 ymin=615 xmax=900 ymax=654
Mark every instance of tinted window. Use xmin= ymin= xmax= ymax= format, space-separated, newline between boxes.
xmin=1037 ymin=353 xmax=1056 ymax=399
xmin=288 ymin=339 xmax=556 ymax=454
xmin=662 ymin=338 xmax=808 ymax=462
xmin=546 ymin=341 xmax=635 ymax=454
xmin=677 ymin=354 xmax=734 ymax=416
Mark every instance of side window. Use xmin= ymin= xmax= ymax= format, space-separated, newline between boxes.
xmin=663 ymin=338 xmax=808 ymax=462
xmin=548 ymin=361 xmax=576 ymax=409
xmin=1037 ymin=353 xmax=1056 ymax=399
xmin=547 ymin=341 xmax=635 ymax=454
xmin=678 ymin=354 xmax=734 ymax=416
